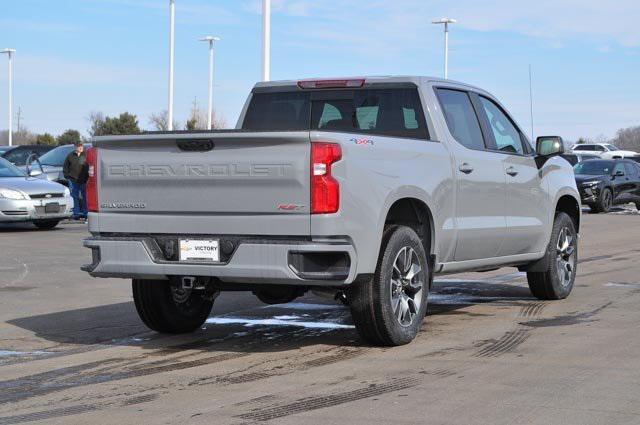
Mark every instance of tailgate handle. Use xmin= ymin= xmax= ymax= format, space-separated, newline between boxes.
xmin=176 ymin=139 xmax=215 ymax=152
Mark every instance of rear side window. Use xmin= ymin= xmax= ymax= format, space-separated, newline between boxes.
xmin=243 ymin=87 xmax=429 ymax=139
xmin=576 ymin=145 xmax=594 ymax=151
xmin=436 ymin=89 xmax=485 ymax=150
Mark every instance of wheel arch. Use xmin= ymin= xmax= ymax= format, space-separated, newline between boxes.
xmin=381 ymin=194 xmax=435 ymax=260
xmin=555 ymin=194 xmax=581 ymax=232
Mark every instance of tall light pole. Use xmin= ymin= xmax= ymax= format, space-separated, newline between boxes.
xmin=262 ymin=0 xmax=271 ymax=81
xmin=199 ymin=36 xmax=220 ymax=130
xmin=168 ymin=0 xmax=176 ymax=130
xmin=432 ymin=18 xmax=456 ymax=79
xmin=1 ymin=49 xmax=15 ymax=146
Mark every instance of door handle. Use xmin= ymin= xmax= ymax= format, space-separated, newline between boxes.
xmin=458 ymin=163 xmax=474 ymax=174
xmin=506 ymin=166 xmax=519 ymax=177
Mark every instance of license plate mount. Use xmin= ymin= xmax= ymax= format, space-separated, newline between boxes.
xmin=44 ymin=203 xmax=60 ymax=214
xmin=179 ymin=239 xmax=220 ymax=262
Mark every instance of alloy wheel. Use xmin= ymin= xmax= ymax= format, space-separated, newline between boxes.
xmin=390 ymin=246 xmax=425 ymax=326
xmin=556 ymin=226 xmax=576 ymax=288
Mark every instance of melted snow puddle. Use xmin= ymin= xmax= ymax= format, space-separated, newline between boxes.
xmin=429 ymin=293 xmax=521 ymax=305
xmin=0 ymin=350 xmax=51 ymax=358
xmin=206 ymin=302 xmax=353 ymax=330
xmin=205 ymin=316 xmax=354 ymax=329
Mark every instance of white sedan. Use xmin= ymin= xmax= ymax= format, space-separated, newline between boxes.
xmin=0 ymin=157 xmax=73 ymax=229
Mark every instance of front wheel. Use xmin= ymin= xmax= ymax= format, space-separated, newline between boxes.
xmin=593 ymin=188 xmax=612 ymax=213
xmin=33 ymin=219 xmax=60 ymax=230
xmin=527 ymin=212 xmax=578 ymax=300
xmin=349 ymin=225 xmax=429 ymax=346
xmin=132 ymin=279 xmax=214 ymax=333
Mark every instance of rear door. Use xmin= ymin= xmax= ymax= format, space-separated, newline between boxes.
xmin=436 ymin=88 xmax=507 ymax=261
xmin=474 ymin=95 xmax=549 ymax=256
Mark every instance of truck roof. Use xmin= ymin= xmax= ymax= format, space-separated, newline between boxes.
xmin=253 ymin=75 xmax=489 ymax=94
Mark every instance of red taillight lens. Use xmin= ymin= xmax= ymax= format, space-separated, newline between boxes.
xmin=311 ymin=142 xmax=342 ymax=214
xmin=86 ymin=147 xmax=99 ymax=212
xmin=297 ymin=79 xmax=365 ymax=89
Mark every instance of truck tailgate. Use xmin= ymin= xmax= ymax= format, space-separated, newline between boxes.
xmin=92 ymin=131 xmax=311 ymax=235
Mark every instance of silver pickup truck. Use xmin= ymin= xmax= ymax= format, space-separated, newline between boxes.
xmin=82 ymin=76 xmax=580 ymax=346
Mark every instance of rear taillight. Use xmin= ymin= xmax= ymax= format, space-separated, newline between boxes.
xmin=311 ymin=142 xmax=342 ymax=214
xmin=86 ymin=147 xmax=98 ymax=212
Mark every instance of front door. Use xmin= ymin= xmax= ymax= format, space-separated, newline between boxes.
xmin=474 ymin=95 xmax=549 ymax=256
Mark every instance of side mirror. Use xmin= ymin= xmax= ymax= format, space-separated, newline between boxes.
xmin=29 ymin=169 xmax=43 ymax=177
xmin=536 ymin=136 xmax=565 ymax=157
xmin=614 ymin=170 xmax=625 ymax=177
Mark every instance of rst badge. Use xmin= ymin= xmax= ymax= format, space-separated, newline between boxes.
xmin=350 ymin=138 xmax=374 ymax=146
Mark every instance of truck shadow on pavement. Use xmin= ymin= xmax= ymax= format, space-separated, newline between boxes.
xmin=7 ymin=276 xmax=535 ymax=354
xmin=0 ymin=277 xmax=537 ymax=413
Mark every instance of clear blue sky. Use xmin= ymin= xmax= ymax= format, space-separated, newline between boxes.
xmin=1 ymin=0 xmax=639 ymax=141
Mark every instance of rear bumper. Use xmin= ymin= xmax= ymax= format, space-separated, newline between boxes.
xmin=82 ymin=235 xmax=358 ymax=286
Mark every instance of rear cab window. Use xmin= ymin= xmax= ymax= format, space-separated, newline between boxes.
xmin=242 ymin=85 xmax=429 ymax=139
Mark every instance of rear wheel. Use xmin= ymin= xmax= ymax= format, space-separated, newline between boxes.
xmin=132 ymin=279 xmax=214 ymax=333
xmin=33 ymin=220 xmax=60 ymax=230
xmin=527 ymin=212 xmax=578 ymax=300
xmin=349 ymin=225 xmax=429 ymax=346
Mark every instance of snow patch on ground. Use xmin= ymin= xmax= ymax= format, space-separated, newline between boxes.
xmin=205 ymin=317 xmax=354 ymax=330
xmin=0 ymin=350 xmax=50 ymax=358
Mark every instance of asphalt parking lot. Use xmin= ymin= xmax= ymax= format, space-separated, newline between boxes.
xmin=1 ymin=208 xmax=640 ymax=425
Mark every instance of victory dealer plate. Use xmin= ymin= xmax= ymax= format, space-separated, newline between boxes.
xmin=179 ymin=239 xmax=220 ymax=262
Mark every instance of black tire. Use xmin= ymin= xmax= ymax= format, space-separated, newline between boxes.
xmin=635 ymin=202 xmax=640 ymax=212
xmin=132 ymin=279 xmax=214 ymax=333
xmin=348 ymin=225 xmax=429 ymax=346
xmin=527 ymin=212 xmax=578 ymax=300
xmin=593 ymin=188 xmax=612 ymax=213
xmin=33 ymin=220 xmax=60 ymax=230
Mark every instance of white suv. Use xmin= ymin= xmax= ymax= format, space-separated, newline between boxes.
xmin=572 ymin=143 xmax=638 ymax=159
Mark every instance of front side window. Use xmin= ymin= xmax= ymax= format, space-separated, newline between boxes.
xmin=613 ymin=163 xmax=626 ymax=175
xmin=624 ymin=163 xmax=637 ymax=177
xmin=479 ymin=97 xmax=524 ymax=155
xmin=436 ymin=89 xmax=485 ymax=150
xmin=594 ymin=145 xmax=606 ymax=152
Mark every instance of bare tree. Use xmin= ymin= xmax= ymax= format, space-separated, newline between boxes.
xmin=611 ymin=126 xmax=640 ymax=151
xmin=87 ymin=111 xmax=106 ymax=137
xmin=149 ymin=110 xmax=179 ymax=132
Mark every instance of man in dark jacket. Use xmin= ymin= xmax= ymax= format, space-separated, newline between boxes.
xmin=63 ymin=141 xmax=89 ymax=220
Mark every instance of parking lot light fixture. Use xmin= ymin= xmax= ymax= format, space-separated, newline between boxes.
xmin=262 ymin=0 xmax=271 ymax=81
xmin=199 ymin=36 xmax=221 ymax=130
xmin=432 ymin=18 xmax=456 ymax=79
xmin=1 ymin=48 xmax=16 ymax=146
xmin=168 ymin=0 xmax=175 ymax=131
